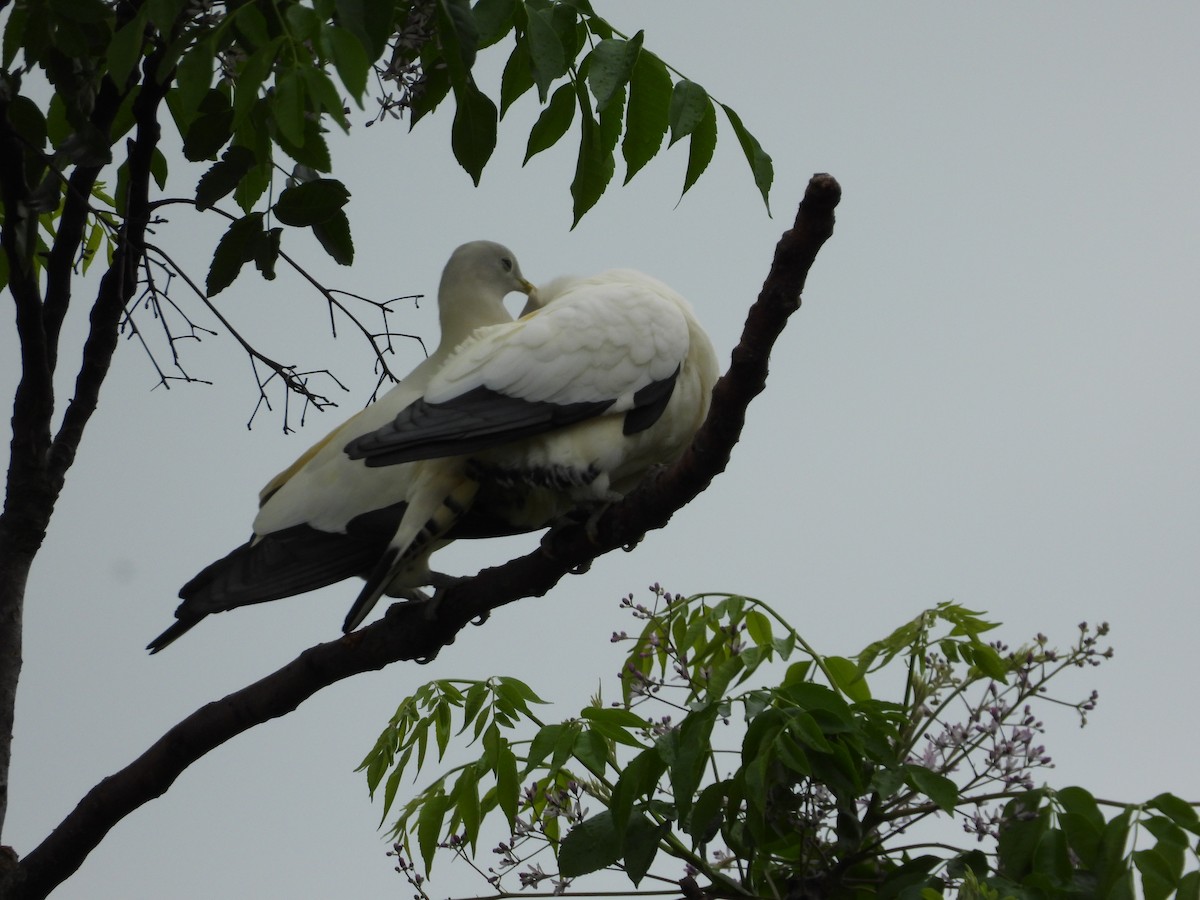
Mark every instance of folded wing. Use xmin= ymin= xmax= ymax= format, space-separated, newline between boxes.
xmin=346 ymin=275 xmax=692 ymax=468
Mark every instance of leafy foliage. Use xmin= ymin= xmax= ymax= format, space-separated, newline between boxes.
xmin=1 ymin=0 xmax=771 ymax=293
xmin=0 ymin=0 xmax=772 ymax=422
xmin=363 ymin=591 xmax=1200 ymax=899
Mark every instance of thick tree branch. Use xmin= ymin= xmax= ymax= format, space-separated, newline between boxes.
xmin=41 ymin=77 xmax=126 ymax=375
xmin=0 ymin=16 xmax=148 ymax=840
xmin=46 ymin=61 xmax=169 ymax=485
xmin=11 ymin=175 xmax=841 ymax=900
xmin=0 ymin=79 xmax=54 ymax=848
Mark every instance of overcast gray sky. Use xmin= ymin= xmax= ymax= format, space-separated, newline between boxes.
xmin=4 ymin=3 xmax=1198 ymax=897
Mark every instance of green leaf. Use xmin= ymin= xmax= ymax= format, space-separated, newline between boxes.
xmin=273 ymin=178 xmax=350 ymax=226
xmin=380 ymin=755 xmax=407 ymax=822
xmin=548 ymin=722 xmax=580 ymax=776
xmin=107 ymin=7 xmax=147 ymax=87
xmin=772 ymin=732 xmax=811 ymax=776
xmin=558 ymin=811 xmax=621 ymax=877
xmin=232 ymin=41 xmax=279 ymax=128
xmin=417 ymin=789 xmax=450 ymax=873
xmin=524 ymin=82 xmax=575 ymax=163
xmin=687 ymin=780 xmax=726 ymax=843
xmin=720 ymin=102 xmax=773 ymax=212
xmin=255 ymin=226 xmax=281 ymax=280
xmin=81 ymin=219 xmax=103 ymax=275
xmin=147 ymin=0 xmax=185 ymax=35
xmin=947 ymin=849 xmax=990 ymax=880
xmin=450 ymin=766 xmax=482 ymax=850
xmin=174 ymin=40 xmax=215 ymax=125
xmin=1096 ymin=808 xmax=1134 ymax=894
xmin=1177 ymin=871 xmax=1200 ymax=900
xmin=498 ymin=37 xmax=533 ymax=118
xmin=1147 ymin=792 xmax=1200 ymax=833
xmin=273 ymin=68 xmax=307 ymax=148
xmin=47 ymin=0 xmax=109 ymax=24
xmin=195 ymin=146 xmax=256 ymax=211
xmin=904 ymin=764 xmax=959 ymax=814
xmin=1031 ymin=827 xmax=1073 ymax=887
xmin=181 ymin=92 xmax=233 ymax=161
xmin=234 ymin=159 xmax=272 ymax=213
xmin=1057 ymin=786 xmax=1105 ymax=829
xmin=611 ymin=747 xmax=666 ymax=841
xmin=585 ymin=35 xmax=638 ymax=113
xmin=876 ymin=855 xmax=942 ymax=897
xmin=434 ymin=0 xmax=474 ymax=92
xmin=473 ymin=0 xmax=516 ymax=47
xmin=285 ymin=3 xmax=321 ymax=41
xmin=784 ymin=709 xmax=833 ymax=753
xmin=572 ymin=727 xmax=608 ymax=777
xmin=311 ymin=208 xmax=353 ymax=265
xmin=680 ymin=100 xmax=714 ymax=202
xmin=1133 ymin=846 xmax=1182 ymax=900
xmin=277 ymin=116 xmax=332 ymax=171
xmin=825 ymin=655 xmax=872 ymax=701
xmin=300 ymin=67 xmax=347 ymax=129
xmin=494 ymin=675 xmax=547 ymax=712
xmin=997 ymin=795 xmax=1049 ymax=881
xmin=744 ymin=609 xmax=773 ymax=648
xmin=6 ymin=96 xmax=48 ymax=152
xmin=669 ymin=704 xmax=718 ymax=821
xmin=451 ymin=81 xmax=498 ymax=185
xmin=525 ymin=723 xmax=564 ymax=773
xmin=150 ymin=148 xmax=169 ymax=190
xmin=231 ymin=2 xmax=270 ymax=49
xmin=459 ymin=682 xmax=488 ymax=735
xmin=326 ymin=27 xmax=370 ymax=104
xmin=783 ymin=660 xmax=813 ymax=686
xmin=570 ymin=94 xmax=614 ymax=226
xmin=1141 ymin=815 xmax=1188 ymax=850
xmin=668 ymin=79 xmax=709 ymax=146
xmin=525 ymin=7 xmax=565 ymax=101
xmin=495 ymin=740 xmax=519 ymax=828
xmin=334 ymin=0 xmax=393 ymax=59
xmin=1057 ymin=786 xmax=1105 ymax=868
xmin=1107 ymin=870 xmax=1137 ymax=900
xmin=433 ymin=699 xmax=454 ymax=758
xmin=207 ymin=212 xmax=263 ymax=297
xmin=623 ymin=813 xmax=662 ymax=886
xmin=580 ymin=707 xmax=648 ymax=729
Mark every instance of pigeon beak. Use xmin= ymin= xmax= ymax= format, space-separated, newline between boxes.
xmin=518 ymin=282 xmax=542 ymax=318
xmin=519 ymin=277 xmax=536 ymax=296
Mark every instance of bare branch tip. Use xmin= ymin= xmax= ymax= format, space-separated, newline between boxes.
xmin=799 ymin=173 xmax=841 ymax=220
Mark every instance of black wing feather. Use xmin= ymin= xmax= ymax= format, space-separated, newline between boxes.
xmin=346 ymin=367 xmax=681 ymax=469
xmin=345 ymin=386 xmax=613 ymax=467
xmin=147 ymin=501 xmax=407 ymax=652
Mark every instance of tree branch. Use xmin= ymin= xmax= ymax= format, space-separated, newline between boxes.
xmin=11 ymin=175 xmax=841 ymax=900
xmin=46 ymin=60 xmax=170 ymax=485
xmin=0 ymin=77 xmax=54 ymax=849
xmin=41 ymin=77 xmax=125 ymax=375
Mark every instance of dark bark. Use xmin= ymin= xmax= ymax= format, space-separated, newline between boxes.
xmin=0 ymin=36 xmax=167 ymax=865
xmin=8 ymin=174 xmax=841 ymax=900
xmin=0 ymin=77 xmax=54 ymax=849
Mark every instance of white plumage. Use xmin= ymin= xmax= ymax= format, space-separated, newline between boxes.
xmin=340 ymin=268 xmax=718 ymax=630
xmin=149 ymin=246 xmax=718 ymax=650
xmin=147 ymin=241 xmax=533 ymax=652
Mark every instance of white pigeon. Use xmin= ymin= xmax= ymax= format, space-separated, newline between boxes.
xmin=147 ymin=241 xmax=534 ymax=652
xmin=338 ymin=267 xmax=719 ymax=631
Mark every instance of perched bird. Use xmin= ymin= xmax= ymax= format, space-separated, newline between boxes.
xmin=147 ymin=241 xmax=534 ymax=653
xmin=339 ymin=268 xmax=719 ymax=631
xmin=149 ymin=251 xmax=718 ymax=651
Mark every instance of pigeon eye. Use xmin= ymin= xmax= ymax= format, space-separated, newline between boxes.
xmin=500 ymin=257 xmax=513 ymax=272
